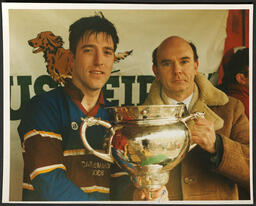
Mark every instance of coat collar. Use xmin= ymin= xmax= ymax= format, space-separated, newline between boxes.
xmin=144 ymin=72 xmax=229 ymax=130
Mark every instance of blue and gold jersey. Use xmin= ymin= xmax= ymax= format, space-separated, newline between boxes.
xmin=18 ymin=83 xmax=130 ymax=201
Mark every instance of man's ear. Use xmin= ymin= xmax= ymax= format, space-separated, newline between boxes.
xmin=236 ymin=73 xmax=247 ymax=85
xmin=195 ymin=60 xmax=199 ymax=73
xmin=152 ymin=65 xmax=159 ymax=80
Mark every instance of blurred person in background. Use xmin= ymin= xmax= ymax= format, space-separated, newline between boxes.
xmin=218 ymin=47 xmax=249 ymax=118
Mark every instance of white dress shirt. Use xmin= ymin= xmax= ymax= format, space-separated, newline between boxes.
xmin=166 ymin=94 xmax=193 ymax=111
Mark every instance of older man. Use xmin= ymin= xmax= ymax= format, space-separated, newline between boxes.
xmin=142 ymin=36 xmax=249 ymax=200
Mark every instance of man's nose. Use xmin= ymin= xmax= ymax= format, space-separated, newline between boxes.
xmin=94 ymin=50 xmax=104 ymax=66
xmin=173 ymin=62 xmax=182 ymax=74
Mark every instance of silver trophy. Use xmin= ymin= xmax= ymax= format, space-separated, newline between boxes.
xmin=80 ymin=105 xmax=204 ymax=199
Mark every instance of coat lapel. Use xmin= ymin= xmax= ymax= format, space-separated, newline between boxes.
xmin=144 ymin=73 xmax=229 ymax=131
xmin=190 ymin=100 xmax=224 ymax=130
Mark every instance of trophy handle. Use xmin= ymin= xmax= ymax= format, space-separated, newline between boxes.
xmin=181 ymin=112 xmax=205 ymax=152
xmin=80 ymin=117 xmax=115 ymax=163
xmin=181 ymin=112 xmax=205 ymax=123
xmin=189 ymin=143 xmax=197 ymax=151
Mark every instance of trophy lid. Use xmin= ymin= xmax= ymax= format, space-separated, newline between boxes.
xmin=106 ymin=105 xmax=185 ymax=123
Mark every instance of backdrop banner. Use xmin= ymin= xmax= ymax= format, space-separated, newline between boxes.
xmin=2 ymin=3 xmax=252 ymax=202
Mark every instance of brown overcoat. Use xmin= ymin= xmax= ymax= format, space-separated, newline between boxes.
xmin=144 ymin=72 xmax=250 ymax=200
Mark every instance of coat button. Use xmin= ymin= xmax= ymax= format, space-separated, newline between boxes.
xmin=184 ymin=176 xmax=195 ymax=184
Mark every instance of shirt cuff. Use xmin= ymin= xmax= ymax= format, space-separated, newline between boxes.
xmin=210 ymin=134 xmax=223 ymax=168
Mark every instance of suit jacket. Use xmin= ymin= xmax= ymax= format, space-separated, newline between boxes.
xmin=144 ymin=73 xmax=250 ymax=200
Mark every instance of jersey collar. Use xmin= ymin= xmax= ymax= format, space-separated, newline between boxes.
xmin=64 ymin=80 xmax=105 ymax=116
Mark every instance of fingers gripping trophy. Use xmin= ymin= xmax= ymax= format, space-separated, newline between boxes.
xmin=80 ymin=105 xmax=204 ymax=200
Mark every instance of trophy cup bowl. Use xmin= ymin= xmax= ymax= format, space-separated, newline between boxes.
xmin=80 ymin=105 xmax=204 ymax=197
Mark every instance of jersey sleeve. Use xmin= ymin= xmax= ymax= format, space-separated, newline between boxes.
xmin=109 ymin=162 xmax=134 ymax=200
xmin=18 ymin=94 xmax=96 ymax=201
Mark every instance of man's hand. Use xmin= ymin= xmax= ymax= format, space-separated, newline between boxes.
xmin=133 ymin=186 xmax=168 ymax=201
xmin=190 ymin=118 xmax=216 ymax=153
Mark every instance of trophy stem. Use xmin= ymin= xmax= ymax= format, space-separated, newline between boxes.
xmin=132 ymin=165 xmax=169 ymax=199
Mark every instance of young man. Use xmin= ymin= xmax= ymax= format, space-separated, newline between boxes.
xmin=18 ymin=13 xmax=130 ymax=201
xmin=141 ymin=36 xmax=249 ymax=200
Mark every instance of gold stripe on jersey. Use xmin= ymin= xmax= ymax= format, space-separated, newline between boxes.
xmin=24 ymin=129 xmax=62 ymax=142
xmin=21 ymin=143 xmax=25 ymax=153
xmin=111 ymin=172 xmax=129 ymax=178
xmin=22 ymin=182 xmax=34 ymax=191
xmin=63 ymin=149 xmax=86 ymax=156
xmin=81 ymin=185 xmax=110 ymax=194
xmin=30 ymin=164 xmax=66 ymax=180
xmin=22 ymin=129 xmax=62 ymax=151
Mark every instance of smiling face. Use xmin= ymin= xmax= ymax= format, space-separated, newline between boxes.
xmin=71 ymin=32 xmax=115 ymax=94
xmin=153 ymin=37 xmax=198 ymax=101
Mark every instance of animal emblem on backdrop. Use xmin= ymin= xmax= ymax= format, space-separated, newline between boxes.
xmin=28 ymin=31 xmax=133 ymax=85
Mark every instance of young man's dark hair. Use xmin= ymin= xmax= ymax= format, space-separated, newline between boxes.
xmin=219 ymin=48 xmax=249 ymax=91
xmin=69 ymin=12 xmax=119 ymax=55
xmin=152 ymin=41 xmax=198 ymax=66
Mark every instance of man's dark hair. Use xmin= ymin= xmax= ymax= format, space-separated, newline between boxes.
xmin=219 ymin=48 xmax=249 ymax=91
xmin=189 ymin=42 xmax=198 ymax=62
xmin=152 ymin=41 xmax=198 ymax=66
xmin=69 ymin=12 xmax=119 ymax=55
xmin=152 ymin=47 xmax=158 ymax=66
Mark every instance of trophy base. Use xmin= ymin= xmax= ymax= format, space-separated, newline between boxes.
xmin=132 ymin=165 xmax=170 ymax=191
